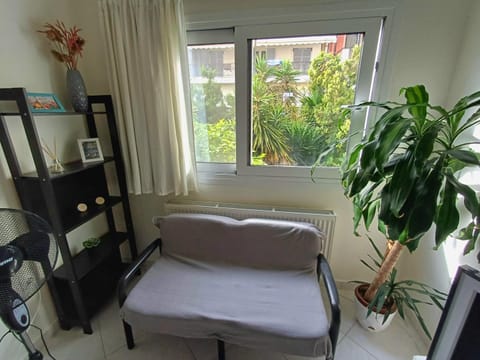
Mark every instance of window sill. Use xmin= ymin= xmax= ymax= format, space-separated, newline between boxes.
xmin=196 ymin=168 xmax=342 ymax=186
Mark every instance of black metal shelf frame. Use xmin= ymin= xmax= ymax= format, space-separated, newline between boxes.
xmin=0 ymin=87 xmax=138 ymax=334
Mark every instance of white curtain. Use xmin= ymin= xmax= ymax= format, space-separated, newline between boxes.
xmin=98 ymin=0 xmax=198 ymax=195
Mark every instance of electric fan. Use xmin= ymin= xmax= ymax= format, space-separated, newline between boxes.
xmin=0 ymin=208 xmax=58 ymax=360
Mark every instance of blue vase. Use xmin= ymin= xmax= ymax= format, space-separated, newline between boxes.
xmin=66 ymin=69 xmax=88 ymax=112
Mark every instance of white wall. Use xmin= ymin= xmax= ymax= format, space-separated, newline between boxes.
xmin=0 ymin=0 xmax=477 ymax=357
xmin=401 ymin=0 xmax=480 ymax=345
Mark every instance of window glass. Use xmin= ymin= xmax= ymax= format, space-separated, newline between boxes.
xmin=250 ymin=34 xmax=364 ymax=168
xmin=188 ymin=44 xmax=236 ymax=163
xmin=187 ymin=18 xmax=383 ymax=178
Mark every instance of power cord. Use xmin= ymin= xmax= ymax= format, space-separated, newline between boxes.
xmin=0 ymin=327 xmax=57 ymax=360
xmin=30 ymin=324 xmax=57 ymax=360
xmin=0 ymin=329 xmax=12 ymax=343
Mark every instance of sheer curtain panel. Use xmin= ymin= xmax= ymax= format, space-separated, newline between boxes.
xmin=98 ymin=0 xmax=198 ymax=195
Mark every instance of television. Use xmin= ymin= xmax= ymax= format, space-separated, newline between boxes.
xmin=427 ymin=265 xmax=480 ymax=360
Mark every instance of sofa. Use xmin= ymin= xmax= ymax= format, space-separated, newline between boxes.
xmin=118 ymin=213 xmax=340 ymax=359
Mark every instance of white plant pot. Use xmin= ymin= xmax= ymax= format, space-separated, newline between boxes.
xmin=354 ymin=284 xmax=396 ymax=332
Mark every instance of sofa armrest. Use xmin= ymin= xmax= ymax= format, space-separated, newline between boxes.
xmin=118 ymin=238 xmax=162 ymax=307
xmin=317 ymin=254 xmax=341 ymax=356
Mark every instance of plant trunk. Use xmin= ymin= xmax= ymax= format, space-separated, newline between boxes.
xmin=364 ymin=240 xmax=404 ymax=302
xmin=383 ymin=239 xmax=395 ymax=260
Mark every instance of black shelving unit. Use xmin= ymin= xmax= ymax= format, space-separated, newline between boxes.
xmin=0 ymin=87 xmax=138 ymax=334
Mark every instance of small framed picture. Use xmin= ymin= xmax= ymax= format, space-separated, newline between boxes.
xmin=77 ymin=138 xmax=104 ymax=163
xmin=27 ymin=92 xmax=65 ymax=112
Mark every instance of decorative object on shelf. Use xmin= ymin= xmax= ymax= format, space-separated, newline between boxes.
xmin=82 ymin=237 xmax=101 ymax=249
xmin=95 ymin=196 xmax=105 ymax=206
xmin=27 ymin=92 xmax=65 ymax=113
xmin=38 ymin=21 xmax=88 ymax=112
xmin=76 ymin=203 xmax=88 ymax=212
xmin=78 ymin=138 xmax=104 ymax=163
xmin=66 ymin=69 xmax=88 ymax=112
xmin=41 ymin=137 xmax=64 ymax=173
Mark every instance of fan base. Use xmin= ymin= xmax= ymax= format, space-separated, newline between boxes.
xmin=28 ymin=350 xmax=43 ymax=360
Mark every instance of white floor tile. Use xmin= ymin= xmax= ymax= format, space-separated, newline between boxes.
xmin=226 ymin=344 xmax=287 ymax=360
xmin=348 ymin=321 xmax=420 ymax=360
xmin=44 ymin=323 xmax=105 ymax=360
xmin=45 ymin=285 xmax=427 ymax=360
xmin=334 ymin=336 xmax=377 ymax=360
xmin=106 ymin=334 xmax=194 ymax=360
xmin=337 ymin=288 xmax=356 ymax=340
xmin=184 ymin=338 xmax=218 ymax=360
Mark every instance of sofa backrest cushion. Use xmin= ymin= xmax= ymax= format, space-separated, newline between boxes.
xmin=153 ymin=213 xmax=324 ymax=271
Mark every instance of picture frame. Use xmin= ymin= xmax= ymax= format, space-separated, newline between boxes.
xmin=27 ymin=92 xmax=65 ymax=112
xmin=77 ymin=138 xmax=104 ymax=163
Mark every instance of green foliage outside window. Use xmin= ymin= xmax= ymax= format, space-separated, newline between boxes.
xmin=193 ymin=118 xmax=236 ymax=163
xmin=191 ymin=45 xmax=361 ymax=167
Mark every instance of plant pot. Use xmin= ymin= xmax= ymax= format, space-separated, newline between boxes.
xmin=66 ymin=69 xmax=88 ymax=112
xmin=354 ymin=284 xmax=397 ymax=332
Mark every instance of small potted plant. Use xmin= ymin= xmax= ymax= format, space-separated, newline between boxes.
xmin=82 ymin=237 xmax=101 ymax=252
xmin=342 ymin=85 xmax=480 ymax=337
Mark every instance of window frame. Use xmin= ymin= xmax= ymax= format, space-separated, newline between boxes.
xmin=187 ymin=17 xmax=384 ymax=180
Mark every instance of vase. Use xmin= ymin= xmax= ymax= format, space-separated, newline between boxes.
xmin=354 ymin=284 xmax=397 ymax=332
xmin=66 ymin=69 xmax=88 ymax=112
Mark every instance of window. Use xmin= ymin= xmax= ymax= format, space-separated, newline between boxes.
xmin=189 ymin=48 xmax=225 ymax=77
xmin=255 ymin=47 xmax=276 ymax=61
xmin=292 ymin=47 xmax=312 ymax=74
xmin=188 ymin=18 xmax=383 ymax=179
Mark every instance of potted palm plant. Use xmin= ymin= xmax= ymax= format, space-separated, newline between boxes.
xmin=342 ymin=84 xmax=480 ymax=337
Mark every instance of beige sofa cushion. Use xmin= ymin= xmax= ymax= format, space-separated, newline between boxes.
xmin=153 ymin=213 xmax=324 ymax=271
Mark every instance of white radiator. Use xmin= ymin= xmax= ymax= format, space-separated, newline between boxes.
xmin=164 ymin=200 xmax=336 ymax=260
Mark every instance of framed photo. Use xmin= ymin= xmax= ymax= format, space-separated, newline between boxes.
xmin=77 ymin=138 xmax=104 ymax=163
xmin=27 ymin=92 xmax=65 ymax=112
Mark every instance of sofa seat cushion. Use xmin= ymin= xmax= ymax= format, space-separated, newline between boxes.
xmin=121 ymin=255 xmax=331 ymax=357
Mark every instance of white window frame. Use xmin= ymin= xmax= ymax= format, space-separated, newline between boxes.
xmin=187 ymin=17 xmax=384 ymax=180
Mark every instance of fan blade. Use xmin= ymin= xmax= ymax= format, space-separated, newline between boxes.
xmin=9 ymin=231 xmax=50 ymax=263
xmin=0 ymin=245 xmax=23 ymax=279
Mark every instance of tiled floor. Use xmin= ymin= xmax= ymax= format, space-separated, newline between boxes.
xmin=40 ymin=288 xmax=428 ymax=360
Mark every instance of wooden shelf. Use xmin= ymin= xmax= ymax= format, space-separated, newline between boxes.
xmin=54 ymin=231 xmax=128 ymax=280
xmin=54 ymin=260 xmax=129 ymax=328
xmin=21 ymin=156 xmax=115 ymax=179
xmin=62 ymin=196 xmax=123 ymax=232
xmin=0 ymin=88 xmax=137 ymax=334
xmin=0 ymin=111 xmax=107 ymax=116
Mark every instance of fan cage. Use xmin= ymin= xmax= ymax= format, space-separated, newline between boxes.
xmin=0 ymin=208 xmax=57 ymax=305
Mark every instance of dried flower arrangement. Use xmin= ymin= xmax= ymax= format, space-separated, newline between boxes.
xmin=38 ymin=21 xmax=85 ymax=70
